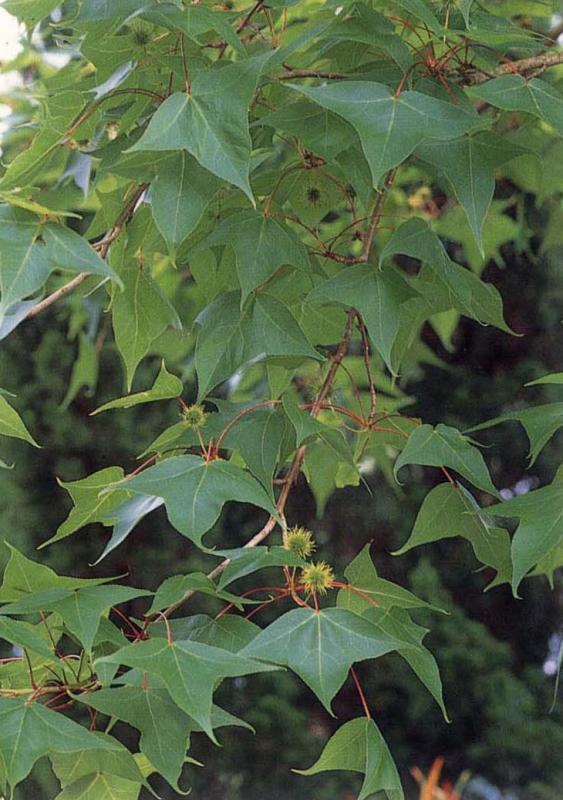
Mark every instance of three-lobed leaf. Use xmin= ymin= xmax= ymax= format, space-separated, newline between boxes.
xmin=106 ymin=454 xmax=280 ymax=547
xmin=241 ymin=606 xmax=414 ymax=712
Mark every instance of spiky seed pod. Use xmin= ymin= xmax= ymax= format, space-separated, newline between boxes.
xmin=283 ymin=526 xmax=317 ymax=559
xmin=300 ymin=561 xmax=335 ymax=596
xmin=181 ymin=404 xmax=207 ymax=430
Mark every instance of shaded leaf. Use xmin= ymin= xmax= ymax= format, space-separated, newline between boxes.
xmin=295 ymin=717 xmax=403 ymax=800
xmin=41 ymin=467 xmax=129 ymax=548
xmin=395 ymin=423 xmax=498 ymax=496
xmin=148 ymin=572 xmax=245 ymax=614
xmin=150 ymin=152 xmax=222 ymax=252
xmin=197 ymin=210 xmax=310 ymax=303
xmin=213 ymin=546 xmax=306 ymax=590
xmin=416 ymin=132 xmax=524 ymax=252
xmin=0 ymin=696 xmax=121 ymax=793
xmin=526 ymin=372 xmax=563 ymax=386
xmin=195 ymin=291 xmax=321 ymax=400
xmin=307 ymin=266 xmax=417 ymax=374
xmin=96 ymin=638 xmax=277 ymax=741
xmin=0 ymin=393 xmax=38 ymax=447
xmin=142 ymin=3 xmax=243 ymax=55
xmin=111 ymin=246 xmax=181 ymax=391
xmin=341 ymin=544 xmax=444 ymax=613
xmin=468 ymin=76 xmax=563 ymax=134
xmin=290 ymin=82 xmax=479 ymax=186
xmin=380 ymin=218 xmax=511 ymax=333
xmin=61 ymin=332 xmax=98 ymax=410
xmin=256 ymin=100 xmax=356 ymax=161
xmin=468 ymin=403 xmax=563 ymax=465
xmin=487 ymin=472 xmax=563 ymax=594
xmin=0 ymin=616 xmax=57 ymax=662
xmin=92 ymin=362 xmax=182 ymax=415
xmin=222 ymin=407 xmax=288 ymax=494
xmin=396 ymin=482 xmax=512 ymax=589
xmin=51 ymin=735 xmax=146 ymax=788
xmin=0 ymin=207 xmax=120 ymax=322
xmin=0 ymin=545 xmax=112 ymax=604
xmin=0 ymin=584 xmax=151 ymax=653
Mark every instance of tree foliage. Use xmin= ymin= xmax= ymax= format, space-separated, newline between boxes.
xmin=0 ymin=0 xmax=561 ymax=797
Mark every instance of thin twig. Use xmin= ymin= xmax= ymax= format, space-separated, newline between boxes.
xmin=323 ymin=168 xmax=397 ymax=265
xmin=356 ymin=314 xmax=377 ymax=424
xmin=350 ymin=667 xmax=372 ymax=719
xmin=276 ymin=69 xmax=348 ymax=81
xmin=463 ymin=49 xmax=563 ymax=84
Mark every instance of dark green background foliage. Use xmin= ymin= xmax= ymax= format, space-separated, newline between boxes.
xmin=0 ymin=0 xmax=561 ymax=799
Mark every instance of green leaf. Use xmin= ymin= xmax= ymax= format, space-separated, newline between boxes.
xmin=395 ymin=423 xmax=499 ymax=496
xmin=303 ymin=431 xmax=360 ymax=517
xmin=281 ymin=390 xmax=327 ymax=445
xmin=336 ymin=551 xmax=448 ymax=718
xmin=75 ymin=0 xmax=159 ymax=21
xmin=142 ymin=3 xmax=244 ymax=55
xmin=0 ymin=92 xmax=84 ymax=190
xmin=51 ymin=736 xmax=146 ymax=788
xmin=468 ymin=76 xmax=563 ymax=135
xmin=289 ymin=82 xmax=479 ymax=186
xmin=468 ymin=403 xmax=563 ymax=465
xmin=221 ymin=407 xmax=288 ymax=494
xmin=78 ymin=687 xmax=249 ymax=790
xmin=323 ymin=5 xmax=412 ymax=70
xmin=153 ymin=613 xmax=261 ymax=653
xmin=0 ymin=616 xmax=57 ymax=661
xmin=61 ymin=332 xmax=98 ymax=410
xmin=213 ymin=546 xmax=306 ymax=590
xmin=294 ymin=717 xmax=403 ymax=800
xmin=0 ymin=393 xmax=38 ymax=447
xmin=0 ymin=207 xmax=120 ymax=322
xmin=148 ymin=572 xmax=245 ymax=614
xmin=150 ymin=152 xmax=222 ymax=252
xmin=55 ymin=773 xmax=140 ymax=800
xmin=391 ymin=0 xmax=441 ymax=32
xmin=396 ymin=483 xmax=512 ymax=589
xmin=41 ymin=467 xmax=129 ymax=548
xmin=92 ymin=362 xmax=182 ymax=415
xmin=197 ymin=210 xmax=310 ymax=303
xmin=487 ymin=474 xmax=563 ymax=594
xmin=307 ymin=266 xmax=417 ymax=374
xmin=107 ymin=454 xmax=280 ymax=547
xmin=2 ymin=0 xmax=61 ymax=25
xmin=0 ymin=545 xmax=112 ymax=604
xmin=195 ymin=291 xmax=321 ymax=400
xmin=380 ymin=218 xmax=512 ymax=333
xmin=111 ymin=245 xmax=181 ymax=391
xmin=241 ymin=607 xmax=412 ymax=712
xmin=0 ymin=584 xmax=151 ymax=652
xmin=526 ymin=372 xmax=563 ymax=386
xmin=95 ymin=638 xmax=277 ymax=741
xmin=0 ymin=696 xmax=121 ymax=793
xmin=130 ymin=56 xmax=269 ymax=201
xmin=341 ymin=544 xmax=444 ymax=613
xmin=416 ymin=132 xmax=524 ymax=252
xmin=256 ymin=100 xmax=356 ymax=161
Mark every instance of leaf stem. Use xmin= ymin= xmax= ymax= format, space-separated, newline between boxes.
xmin=350 ymin=667 xmax=372 ymax=719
